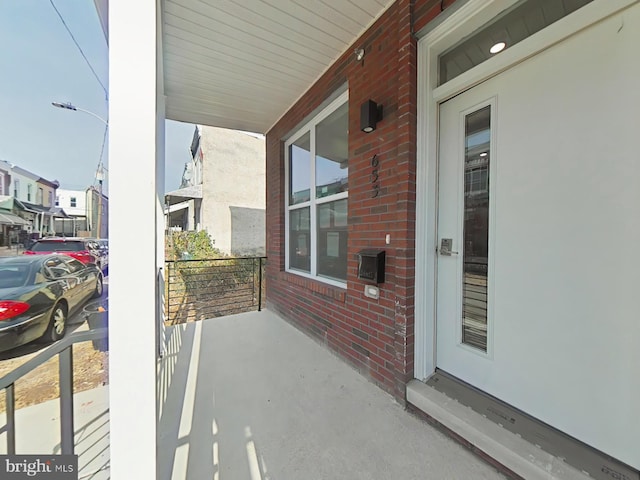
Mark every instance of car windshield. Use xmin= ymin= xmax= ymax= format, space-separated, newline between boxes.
xmin=31 ymin=241 xmax=84 ymax=252
xmin=0 ymin=265 xmax=30 ymax=288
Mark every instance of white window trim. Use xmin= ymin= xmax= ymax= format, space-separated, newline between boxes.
xmin=284 ymin=90 xmax=349 ymax=289
xmin=413 ymin=0 xmax=635 ymax=381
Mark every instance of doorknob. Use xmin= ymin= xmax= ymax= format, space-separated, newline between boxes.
xmin=439 ymin=238 xmax=459 ymax=256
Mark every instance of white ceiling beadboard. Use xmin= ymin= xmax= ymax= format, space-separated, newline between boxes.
xmin=162 ymin=0 xmax=392 ymax=134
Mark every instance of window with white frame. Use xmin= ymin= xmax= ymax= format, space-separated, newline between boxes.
xmin=286 ymin=93 xmax=349 ymax=285
xmin=0 ymin=173 xmax=4 ymax=196
xmin=27 ymin=184 xmax=32 ymax=202
xmin=70 ymin=197 xmax=77 ymax=208
xmin=14 ymin=179 xmax=19 ymax=198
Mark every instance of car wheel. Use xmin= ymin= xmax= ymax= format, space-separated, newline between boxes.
xmin=45 ymin=303 xmax=67 ymax=342
xmin=92 ymin=275 xmax=104 ymax=299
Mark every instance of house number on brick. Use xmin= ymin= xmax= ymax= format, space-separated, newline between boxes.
xmin=371 ymin=154 xmax=380 ymax=198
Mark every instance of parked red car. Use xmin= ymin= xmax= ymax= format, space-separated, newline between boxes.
xmin=24 ymin=238 xmax=99 ymax=266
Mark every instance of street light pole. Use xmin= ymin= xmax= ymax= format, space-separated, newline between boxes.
xmin=51 ymin=102 xmax=108 ymax=126
xmin=52 ymin=101 xmax=108 ymax=238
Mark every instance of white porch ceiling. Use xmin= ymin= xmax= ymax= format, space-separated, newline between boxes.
xmin=162 ymin=0 xmax=393 ymax=134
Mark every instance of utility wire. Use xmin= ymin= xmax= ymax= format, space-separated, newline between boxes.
xmin=48 ymin=0 xmax=109 ymax=100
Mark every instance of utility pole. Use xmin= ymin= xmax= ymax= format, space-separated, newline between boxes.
xmin=51 ymin=101 xmax=108 ymax=239
xmin=96 ymin=164 xmax=104 ymax=238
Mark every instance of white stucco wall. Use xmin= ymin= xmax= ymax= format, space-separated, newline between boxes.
xmin=86 ymin=188 xmax=109 ymax=238
xmin=229 ymin=206 xmax=266 ymax=256
xmin=10 ymin=169 xmax=38 ymax=204
xmin=57 ymin=188 xmax=87 ymax=216
xmin=0 ymin=164 xmax=10 ymax=196
xmin=199 ymin=127 xmax=265 ymax=256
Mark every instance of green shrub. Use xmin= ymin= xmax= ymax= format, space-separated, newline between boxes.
xmin=166 ymin=230 xmax=223 ymax=261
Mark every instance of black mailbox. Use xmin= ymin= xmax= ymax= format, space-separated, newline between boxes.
xmin=357 ymin=249 xmax=385 ymax=284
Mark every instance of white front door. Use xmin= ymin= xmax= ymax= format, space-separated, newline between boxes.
xmin=435 ymin=4 xmax=640 ymax=469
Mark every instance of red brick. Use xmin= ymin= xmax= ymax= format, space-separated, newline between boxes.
xmin=265 ymin=0 xmax=454 ymax=403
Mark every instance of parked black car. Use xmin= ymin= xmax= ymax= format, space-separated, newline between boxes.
xmin=0 ymin=254 xmax=103 ymax=353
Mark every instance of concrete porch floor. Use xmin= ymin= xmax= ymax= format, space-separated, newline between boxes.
xmin=157 ymin=310 xmax=506 ymax=480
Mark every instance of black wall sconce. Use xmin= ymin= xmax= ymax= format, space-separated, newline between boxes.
xmin=360 ymin=100 xmax=383 ymax=133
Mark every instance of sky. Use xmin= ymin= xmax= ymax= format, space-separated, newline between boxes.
xmin=0 ymin=0 xmax=194 ymax=195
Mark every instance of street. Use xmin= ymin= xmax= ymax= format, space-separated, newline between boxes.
xmin=0 ymin=272 xmax=109 ymax=414
xmin=0 ymin=268 xmax=108 ymax=361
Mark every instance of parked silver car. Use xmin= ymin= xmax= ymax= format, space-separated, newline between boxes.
xmin=86 ymin=238 xmax=109 ymax=274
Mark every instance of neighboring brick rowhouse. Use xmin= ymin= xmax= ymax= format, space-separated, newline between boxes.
xmin=265 ymin=0 xmax=452 ymax=401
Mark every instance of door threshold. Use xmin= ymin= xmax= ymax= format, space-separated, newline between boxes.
xmin=407 ymin=374 xmax=638 ymax=480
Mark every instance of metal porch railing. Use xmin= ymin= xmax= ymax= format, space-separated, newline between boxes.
xmin=165 ymin=257 xmax=266 ymax=325
xmin=0 ymin=328 xmax=108 ymax=455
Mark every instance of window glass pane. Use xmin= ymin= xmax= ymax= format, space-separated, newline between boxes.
xmin=439 ymin=0 xmax=593 ymax=85
xmin=316 ymin=103 xmax=348 ymax=199
xmin=286 ymin=95 xmax=349 ymax=284
xmin=462 ymin=106 xmax=490 ymax=351
xmin=289 ymin=208 xmax=310 ymax=272
xmin=289 ymin=133 xmax=311 ymax=205
xmin=317 ymin=199 xmax=348 ymax=281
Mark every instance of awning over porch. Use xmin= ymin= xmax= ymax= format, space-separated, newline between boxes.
xmin=99 ymin=0 xmax=394 ymax=133
xmin=0 ymin=196 xmax=15 ymax=211
xmin=0 ymin=196 xmax=32 ymax=226
xmin=165 ymin=184 xmax=202 ymax=207
xmin=161 ymin=0 xmax=394 ymax=132
xmin=20 ymin=201 xmax=69 ymax=218
xmin=0 ymin=211 xmax=30 ymax=226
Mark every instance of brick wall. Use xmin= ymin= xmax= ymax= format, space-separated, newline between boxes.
xmin=265 ymin=0 xmax=453 ymax=401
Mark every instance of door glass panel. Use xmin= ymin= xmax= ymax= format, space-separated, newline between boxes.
xmin=462 ymin=105 xmax=490 ymax=351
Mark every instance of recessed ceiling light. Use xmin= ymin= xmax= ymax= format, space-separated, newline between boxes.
xmin=480 ymin=152 xmax=488 ymax=157
xmin=490 ymin=42 xmax=506 ymax=54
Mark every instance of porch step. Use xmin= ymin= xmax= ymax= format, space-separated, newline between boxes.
xmin=407 ymin=380 xmax=593 ymax=480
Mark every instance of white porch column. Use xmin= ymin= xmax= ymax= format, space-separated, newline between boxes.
xmin=109 ymin=1 xmax=161 ymax=478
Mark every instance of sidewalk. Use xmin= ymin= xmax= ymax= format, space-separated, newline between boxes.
xmin=0 ymin=245 xmax=24 ymax=257
xmin=0 ymin=386 xmax=110 ymax=479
